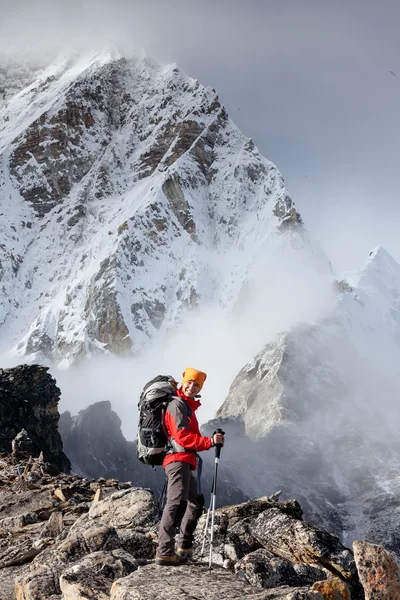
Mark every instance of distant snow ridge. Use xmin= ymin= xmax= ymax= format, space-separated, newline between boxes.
xmin=0 ymin=49 xmax=329 ymax=366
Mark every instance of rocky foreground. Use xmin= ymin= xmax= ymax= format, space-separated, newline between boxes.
xmin=1 ymin=365 xmax=400 ymax=599
xmin=0 ymin=446 xmax=398 ymax=600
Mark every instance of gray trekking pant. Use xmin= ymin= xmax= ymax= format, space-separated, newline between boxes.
xmin=157 ymin=461 xmax=202 ymax=556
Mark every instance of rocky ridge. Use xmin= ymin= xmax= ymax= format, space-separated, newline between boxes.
xmin=0 ymin=363 xmax=399 ymax=598
xmin=214 ymin=247 xmax=400 ymax=554
xmin=0 ymin=447 xmax=399 ymax=599
xmin=0 ymin=451 xmax=349 ymax=599
xmin=59 ymin=401 xmax=162 ymax=491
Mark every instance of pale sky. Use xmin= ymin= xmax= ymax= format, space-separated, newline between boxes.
xmin=1 ymin=0 xmax=400 ymax=272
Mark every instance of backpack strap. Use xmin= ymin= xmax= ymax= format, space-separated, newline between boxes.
xmin=166 ymin=397 xmax=196 ymax=454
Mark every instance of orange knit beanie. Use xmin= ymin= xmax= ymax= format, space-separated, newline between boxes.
xmin=181 ymin=367 xmax=207 ymax=391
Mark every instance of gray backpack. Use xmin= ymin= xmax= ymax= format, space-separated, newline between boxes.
xmin=137 ymin=375 xmax=177 ymax=466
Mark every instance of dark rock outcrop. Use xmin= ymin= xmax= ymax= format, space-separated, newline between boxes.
xmin=0 ymin=365 xmax=70 ymax=473
xmin=59 ymin=401 xmax=164 ymax=492
xmin=11 ymin=429 xmax=34 ymax=463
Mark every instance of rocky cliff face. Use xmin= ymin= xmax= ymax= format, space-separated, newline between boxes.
xmin=59 ymin=400 xmax=164 ymax=492
xmin=0 ymin=49 xmax=328 ymax=366
xmin=0 ymin=364 xmax=70 ymax=472
xmin=215 ymin=247 xmax=400 ymax=554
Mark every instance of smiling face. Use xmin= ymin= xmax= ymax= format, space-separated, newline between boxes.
xmin=182 ymin=380 xmax=201 ymax=398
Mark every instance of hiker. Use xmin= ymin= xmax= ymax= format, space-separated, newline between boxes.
xmin=156 ymin=367 xmax=225 ymax=566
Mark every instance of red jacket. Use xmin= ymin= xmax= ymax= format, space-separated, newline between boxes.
xmin=163 ymin=388 xmax=213 ymax=469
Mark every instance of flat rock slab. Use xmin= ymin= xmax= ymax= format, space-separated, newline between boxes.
xmin=110 ymin=563 xmax=323 ymax=600
xmin=249 ymin=509 xmax=355 ymax=581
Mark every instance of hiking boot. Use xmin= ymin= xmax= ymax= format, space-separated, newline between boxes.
xmin=176 ymin=547 xmax=193 ymax=558
xmin=155 ymin=553 xmax=188 ymax=566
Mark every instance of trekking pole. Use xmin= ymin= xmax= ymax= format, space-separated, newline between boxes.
xmin=208 ymin=428 xmax=224 ymax=569
xmin=199 ymin=429 xmax=224 ymax=568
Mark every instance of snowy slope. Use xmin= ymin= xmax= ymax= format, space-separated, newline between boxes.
xmin=216 ymin=246 xmax=400 ymax=551
xmin=0 ymin=50 xmax=330 ymax=366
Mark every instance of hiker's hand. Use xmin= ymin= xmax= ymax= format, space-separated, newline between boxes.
xmin=212 ymin=432 xmax=224 ymax=446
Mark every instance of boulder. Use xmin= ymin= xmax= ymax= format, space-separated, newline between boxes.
xmin=194 ymin=497 xmax=302 ymax=566
xmin=248 ymin=508 xmax=356 ymax=581
xmin=41 ymin=512 xmax=63 ymax=539
xmin=0 ymin=539 xmax=43 ymax=569
xmin=311 ymin=577 xmax=351 ymax=599
xmin=88 ymin=488 xmax=159 ymax=529
xmin=60 ymin=549 xmax=138 ymax=600
xmin=195 ymin=497 xmax=355 ymax=583
xmin=235 ymin=549 xmax=327 ymax=589
xmin=353 ymin=540 xmax=400 ymax=599
xmin=116 ymin=530 xmax=155 ymax=559
xmin=15 ymin=564 xmax=61 ymax=599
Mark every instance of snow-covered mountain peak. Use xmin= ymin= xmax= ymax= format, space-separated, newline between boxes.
xmin=0 ymin=48 xmax=127 ymax=152
xmin=345 ymin=245 xmax=400 ymax=296
xmin=0 ymin=50 xmax=327 ymax=365
xmin=340 ymin=246 xmax=400 ymax=340
xmin=42 ymin=47 xmax=122 ymax=80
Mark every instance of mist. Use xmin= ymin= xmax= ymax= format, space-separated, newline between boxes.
xmin=197 ymin=274 xmax=400 ymax=545
xmin=49 ymin=243 xmax=335 ymax=439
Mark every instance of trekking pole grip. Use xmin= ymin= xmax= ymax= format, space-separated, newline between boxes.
xmin=215 ymin=428 xmax=224 ymax=459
